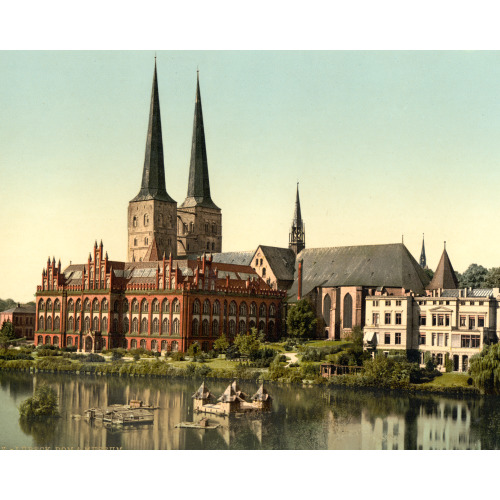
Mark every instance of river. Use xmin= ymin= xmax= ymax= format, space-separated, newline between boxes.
xmin=1 ymin=372 xmax=499 ymax=450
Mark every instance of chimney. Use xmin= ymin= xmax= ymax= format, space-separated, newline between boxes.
xmin=298 ymin=259 xmax=303 ymax=300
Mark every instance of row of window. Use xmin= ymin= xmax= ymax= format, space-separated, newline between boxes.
xmin=383 ymin=332 xmax=402 ymax=345
xmin=132 ymin=214 xmax=174 ymax=228
xmin=13 ymin=316 xmax=34 ymax=326
xmin=419 ymin=333 xmax=481 ymax=348
xmin=372 ymin=312 xmax=402 ymax=325
xmin=371 ymin=300 xmax=403 ymax=307
xmin=40 ymin=297 xmax=278 ymax=318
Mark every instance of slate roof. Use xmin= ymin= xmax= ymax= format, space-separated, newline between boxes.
xmin=180 ymin=73 xmax=219 ymax=210
xmin=192 ymin=382 xmax=215 ymax=400
xmin=427 ymin=249 xmax=459 ymax=290
xmin=218 ymin=383 xmax=244 ymax=403
xmin=144 ymin=236 xmax=161 ymax=262
xmin=207 ymin=251 xmax=254 ymax=267
xmin=1 ymin=304 xmax=35 ymax=314
xmin=254 ymin=246 xmax=295 ymax=282
xmin=287 ymin=243 xmax=430 ymax=300
xmin=131 ymin=61 xmax=175 ymax=204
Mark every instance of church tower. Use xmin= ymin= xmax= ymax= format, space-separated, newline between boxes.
xmin=128 ymin=60 xmax=177 ymax=262
xmin=177 ymin=72 xmax=222 ymax=257
xmin=289 ymin=183 xmax=305 ymax=255
xmin=420 ymin=233 xmax=427 ymax=268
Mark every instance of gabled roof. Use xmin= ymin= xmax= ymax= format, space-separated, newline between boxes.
xmin=427 ymin=249 xmax=459 ymax=290
xmin=288 ymin=243 xmax=430 ymax=300
xmin=0 ymin=304 xmax=35 ymax=314
xmin=218 ymin=383 xmax=244 ymax=403
xmin=192 ymin=382 xmax=214 ymax=400
xmin=254 ymin=245 xmax=296 ymax=282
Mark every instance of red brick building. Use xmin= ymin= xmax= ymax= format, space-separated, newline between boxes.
xmin=0 ymin=304 xmax=36 ymax=340
xmin=34 ymin=242 xmax=284 ymax=352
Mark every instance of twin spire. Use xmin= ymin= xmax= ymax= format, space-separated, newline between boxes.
xmin=132 ymin=61 xmax=215 ymax=208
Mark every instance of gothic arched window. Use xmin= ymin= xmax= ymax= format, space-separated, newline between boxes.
xmin=123 ymin=317 xmax=129 ymax=334
xmin=203 ymin=300 xmax=210 ymax=315
xmin=39 ymin=316 xmax=44 ymax=330
xmin=54 ymin=317 xmax=60 ymax=330
xmin=259 ymin=303 xmax=267 ymax=317
xmin=202 ymin=319 xmax=209 ymax=336
xmin=162 ymin=318 xmax=169 ymax=335
xmin=269 ymin=304 xmax=276 ymax=317
xmin=213 ymin=300 xmax=220 ymax=315
xmin=152 ymin=318 xmax=159 ymax=333
xmin=162 ymin=299 xmax=170 ymax=313
xmin=152 ymin=299 xmax=159 ymax=313
xmin=249 ymin=302 xmax=257 ymax=316
xmin=47 ymin=316 xmax=52 ymax=330
xmin=343 ymin=293 xmax=353 ymax=329
xmin=192 ymin=318 xmax=199 ymax=336
xmin=193 ymin=300 xmax=201 ymax=314
xmin=132 ymin=317 xmax=138 ymax=333
xmin=172 ymin=299 xmax=180 ymax=313
xmin=239 ymin=302 xmax=247 ymax=316
xmin=212 ymin=319 xmax=219 ymax=337
xmin=172 ymin=318 xmax=180 ymax=334
xmin=141 ymin=299 xmax=148 ymax=313
xmin=141 ymin=317 xmax=148 ymax=333
xmin=239 ymin=320 xmax=246 ymax=334
xmin=229 ymin=301 xmax=237 ymax=316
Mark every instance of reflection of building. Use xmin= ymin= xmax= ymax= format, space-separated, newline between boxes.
xmin=34 ymin=244 xmax=284 ymax=352
xmin=0 ymin=303 xmax=35 ymax=340
xmin=363 ymin=248 xmax=499 ymax=371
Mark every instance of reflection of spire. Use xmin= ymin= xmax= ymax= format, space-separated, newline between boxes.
xmin=420 ymin=233 xmax=426 ymax=268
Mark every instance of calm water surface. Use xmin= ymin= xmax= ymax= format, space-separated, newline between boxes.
xmin=1 ymin=372 xmax=499 ymax=450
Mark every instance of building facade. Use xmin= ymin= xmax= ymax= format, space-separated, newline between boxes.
xmin=128 ymin=64 xmax=221 ymax=262
xmin=363 ymin=288 xmax=499 ymax=372
xmin=34 ymin=243 xmax=284 ymax=352
xmin=0 ymin=303 xmax=36 ymax=340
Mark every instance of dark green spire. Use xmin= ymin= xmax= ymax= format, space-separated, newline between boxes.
xmin=180 ymin=71 xmax=219 ymax=209
xmin=420 ymin=233 xmax=426 ymax=268
xmin=132 ymin=60 xmax=175 ymax=203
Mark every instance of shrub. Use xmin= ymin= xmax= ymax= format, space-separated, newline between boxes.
xmin=187 ymin=342 xmax=201 ymax=357
xmin=170 ymin=351 xmax=185 ymax=362
xmin=225 ymin=344 xmax=240 ymax=360
xmin=62 ymin=345 xmax=77 ymax=353
xmin=301 ymin=363 xmax=320 ymax=380
xmin=36 ymin=349 xmax=63 ymax=357
xmin=133 ymin=353 xmax=140 ymax=361
xmin=111 ymin=350 xmax=124 ymax=361
xmin=85 ymin=353 xmax=105 ymax=363
xmin=19 ymin=385 xmax=59 ymax=418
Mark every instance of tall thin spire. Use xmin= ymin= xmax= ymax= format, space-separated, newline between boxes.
xmin=180 ymin=72 xmax=219 ymax=209
xmin=420 ymin=233 xmax=426 ymax=268
xmin=289 ymin=182 xmax=305 ymax=255
xmin=132 ymin=59 xmax=174 ymax=203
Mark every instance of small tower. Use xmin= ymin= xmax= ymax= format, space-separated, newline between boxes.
xmin=420 ymin=233 xmax=427 ymax=269
xmin=289 ymin=183 xmax=305 ymax=255
xmin=251 ymin=383 xmax=272 ymax=411
xmin=427 ymin=241 xmax=459 ymax=290
xmin=192 ymin=381 xmax=215 ymax=411
xmin=177 ymin=71 xmax=222 ymax=257
xmin=128 ymin=59 xmax=177 ymax=262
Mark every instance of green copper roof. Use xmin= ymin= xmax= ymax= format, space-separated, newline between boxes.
xmin=132 ymin=61 xmax=175 ymax=203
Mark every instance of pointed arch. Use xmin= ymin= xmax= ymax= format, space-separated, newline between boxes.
xmin=343 ymin=293 xmax=353 ymax=329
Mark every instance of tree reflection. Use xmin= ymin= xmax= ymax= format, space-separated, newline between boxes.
xmin=19 ymin=417 xmax=59 ymax=447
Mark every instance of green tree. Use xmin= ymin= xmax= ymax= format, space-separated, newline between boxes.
xmin=187 ymin=341 xmax=200 ymax=357
xmin=469 ymin=344 xmax=500 ymax=394
xmin=0 ymin=320 xmax=18 ymax=347
xmin=234 ymin=328 xmax=261 ymax=357
xmin=286 ymin=299 xmax=317 ymax=339
xmin=483 ymin=267 xmax=500 ymax=288
xmin=213 ymin=333 xmax=229 ymax=353
xmin=459 ymin=264 xmax=488 ymax=288
xmin=19 ymin=385 xmax=59 ymax=418
xmin=424 ymin=268 xmax=434 ymax=281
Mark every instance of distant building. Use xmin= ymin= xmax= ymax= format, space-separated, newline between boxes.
xmin=0 ymin=303 xmax=36 ymax=340
xmin=364 ymin=287 xmax=499 ymax=372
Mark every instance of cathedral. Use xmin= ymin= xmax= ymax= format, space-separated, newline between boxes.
xmin=128 ymin=63 xmax=221 ymax=263
xmin=33 ymin=62 xmax=282 ymax=353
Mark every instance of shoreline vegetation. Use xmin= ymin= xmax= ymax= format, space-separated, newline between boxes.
xmin=0 ymin=336 xmax=484 ymax=397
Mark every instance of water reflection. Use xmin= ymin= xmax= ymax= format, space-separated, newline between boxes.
xmin=0 ymin=373 xmax=498 ymax=450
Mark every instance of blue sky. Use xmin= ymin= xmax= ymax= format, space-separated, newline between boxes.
xmin=2 ymin=50 xmax=500 ymax=301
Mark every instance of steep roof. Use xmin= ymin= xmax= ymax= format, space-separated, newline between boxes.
xmin=218 ymin=383 xmax=244 ymax=403
xmin=287 ymin=243 xmax=430 ymax=300
xmin=131 ymin=61 xmax=175 ymax=203
xmin=254 ymin=246 xmax=295 ymax=282
xmin=144 ymin=236 xmax=161 ymax=262
xmin=293 ymin=183 xmax=303 ymax=230
xmin=427 ymin=248 xmax=459 ymax=290
xmin=180 ymin=72 xmax=219 ymax=210
xmin=192 ymin=382 xmax=214 ymax=400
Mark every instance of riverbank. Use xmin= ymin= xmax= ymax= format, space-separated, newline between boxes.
xmin=0 ymin=354 xmax=481 ymax=396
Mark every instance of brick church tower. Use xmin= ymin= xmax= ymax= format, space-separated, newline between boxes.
xmin=177 ymin=72 xmax=222 ymax=257
xmin=128 ymin=61 xmax=177 ymax=262
xmin=289 ymin=183 xmax=305 ymax=255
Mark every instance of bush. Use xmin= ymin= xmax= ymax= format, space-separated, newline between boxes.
xmin=133 ymin=353 xmax=140 ymax=361
xmin=36 ymin=349 xmax=63 ymax=357
xmin=85 ymin=353 xmax=105 ymax=363
xmin=62 ymin=345 xmax=77 ymax=353
xmin=170 ymin=351 xmax=185 ymax=361
xmin=0 ymin=348 xmax=33 ymax=361
xmin=225 ymin=344 xmax=240 ymax=360
xmin=187 ymin=342 xmax=201 ymax=358
xmin=19 ymin=385 xmax=59 ymax=418
xmin=111 ymin=350 xmax=124 ymax=361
